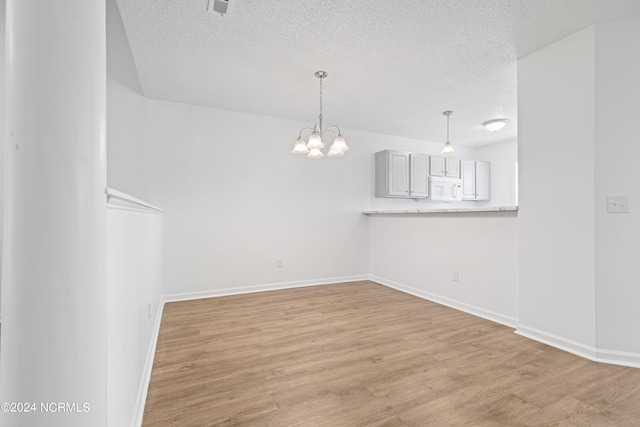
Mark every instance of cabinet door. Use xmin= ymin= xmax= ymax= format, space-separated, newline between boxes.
xmin=429 ymin=155 xmax=446 ymax=176
xmin=461 ymin=160 xmax=476 ymax=200
xmin=375 ymin=150 xmax=410 ymax=198
xmin=410 ymin=153 xmax=429 ymax=198
xmin=388 ymin=151 xmax=410 ymax=196
xmin=475 ymin=161 xmax=491 ymax=200
xmin=445 ymin=158 xmax=460 ymax=178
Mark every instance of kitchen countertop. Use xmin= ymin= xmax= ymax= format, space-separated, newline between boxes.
xmin=362 ymin=206 xmax=518 ymax=215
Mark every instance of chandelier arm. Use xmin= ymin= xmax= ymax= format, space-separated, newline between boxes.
xmin=322 ymin=129 xmax=337 ymax=140
xmin=297 ymin=127 xmax=315 ymax=138
xmin=324 ymin=126 xmax=342 ymax=136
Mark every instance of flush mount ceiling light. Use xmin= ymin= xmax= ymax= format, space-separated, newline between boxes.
xmin=441 ymin=111 xmax=455 ymax=155
xmin=291 ymin=71 xmax=349 ymax=159
xmin=482 ymin=118 xmax=509 ymax=132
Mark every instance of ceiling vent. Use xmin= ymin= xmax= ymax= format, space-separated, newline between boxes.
xmin=208 ymin=0 xmax=229 ymax=16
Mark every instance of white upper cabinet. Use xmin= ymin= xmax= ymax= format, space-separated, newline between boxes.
xmin=375 ymin=150 xmax=430 ymax=199
xmin=409 ymin=153 xmax=429 ymax=198
xmin=375 ymin=150 xmax=410 ymax=198
xmin=430 ymin=156 xmax=460 ymax=178
xmin=375 ymin=150 xmax=487 ymax=201
xmin=445 ymin=158 xmax=460 ymax=178
xmin=461 ymin=160 xmax=491 ymax=201
xmin=475 ymin=161 xmax=491 ymax=200
xmin=430 ymin=156 xmax=446 ymax=177
xmin=461 ymin=160 xmax=476 ymax=199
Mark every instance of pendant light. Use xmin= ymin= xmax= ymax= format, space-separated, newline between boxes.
xmin=441 ymin=110 xmax=455 ymax=155
xmin=291 ymin=71 xmax=349 ymax=158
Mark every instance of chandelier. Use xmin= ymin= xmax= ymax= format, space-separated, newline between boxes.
xmin=291 ymin=71 xmax=349 ymax=158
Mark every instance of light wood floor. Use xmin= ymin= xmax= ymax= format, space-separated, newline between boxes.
xmin=142 ymin=281 xmax=640 ymax=426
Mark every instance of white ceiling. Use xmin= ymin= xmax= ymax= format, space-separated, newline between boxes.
xmin=116 ymin=0 xmax=640 ymax=148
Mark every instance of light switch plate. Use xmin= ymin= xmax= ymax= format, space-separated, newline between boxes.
xmin=607 ymin=196 xmax=629 ymax=213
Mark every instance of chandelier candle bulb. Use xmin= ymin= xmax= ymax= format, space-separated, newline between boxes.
xmin=308 ymin=148 xmax=324 ymax=159
xmin=307 ymin=132 xmax=324 ymax=150
xmin=291 ymin=71 xmax=349 ymax=159
xmin=291 ymin=137 xmax=309 ymax=154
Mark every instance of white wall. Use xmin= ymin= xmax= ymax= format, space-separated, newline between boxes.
xmin=132 ymin=98 xmax=373 ymax=296
xmin=1 ymin=1 xmax=108 ymax=425
xmin=369 ymin=212 xmax=518 ymax=325
xmin=0 ymin=0 xmax=5 ymax=321
xmin=108 ymin=78 xmax=519 ymax=300
xmin=106 ymin=203 xmax=163 ymax=427
xmin=517 ymin=19 xmax=640 ymax=366
xmin=594 ymin=17 xmax=640 ymax=358
xmin=106 ymin=0 xmax=148 ymax=198
xmin=106 ymin=4 xmax=165 ymax=426
xmin=517 ymin=26 xmax=597 ymax=353
xmin=364 ymin=137 xmax=519 ymax=326
xmin=107 ymin=80 xmax=149 ymax=197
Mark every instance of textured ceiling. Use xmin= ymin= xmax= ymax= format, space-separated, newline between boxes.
xmin=116 ymin=0 xmax=640 ymax=147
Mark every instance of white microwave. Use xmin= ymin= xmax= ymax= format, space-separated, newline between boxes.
xmin=429 ymin=176 xmax=462 ymax=202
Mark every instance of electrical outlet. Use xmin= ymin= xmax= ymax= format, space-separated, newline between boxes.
xmin=451 ymin=270 xmax=460 ymax=282
xmin=607 ymin=196 xmax=629 ymax=213
xmin=276 ymin=258 xmax=284 ymax=268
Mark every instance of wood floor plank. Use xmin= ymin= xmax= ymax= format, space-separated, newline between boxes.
xmin=142 ymin=281 xmax=640 ymax=426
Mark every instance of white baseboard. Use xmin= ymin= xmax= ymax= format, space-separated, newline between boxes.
xmin=374 ymin=276 xmax=640 ymax=368
xmin=131 ymin=298 xmax=165 ymax=427
xmin=515 ymin=324 xmax=597 ymax=360
xmin=516 ymin=324 xmax=640 ymax=368
xmin=131 ymin=275 xmax=640 ymax=427
xmin=131 ymin=275 xmax=367 ymax=425
xmin=370 ymin=275 xmax=518 ymax=328
xmin=163 ymin=275 xmax=369 ymax=303
xmin=595 ymin=347 xmax=640 ymax=368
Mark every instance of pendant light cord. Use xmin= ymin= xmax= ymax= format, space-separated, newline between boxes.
xmin=446 ymin=113 xmax=450 ymax=142
xmin=318 ymin=76 xmax=323 ymax=136
xmin=443 ymin=110 xmax=453 ymax=143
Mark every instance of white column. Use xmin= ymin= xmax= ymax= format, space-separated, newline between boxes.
xmin=516 ymin=27 xmax=596 ymax=354
xmin=1 ymin=0 xmax=107 ymax=426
